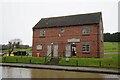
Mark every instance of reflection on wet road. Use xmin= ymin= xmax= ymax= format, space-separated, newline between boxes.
xmin=2 ymin=67 xmax=118 ymax=78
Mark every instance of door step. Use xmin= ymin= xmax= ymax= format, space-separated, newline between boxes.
xmin=47 ymin=58 xmax=61 ymax=65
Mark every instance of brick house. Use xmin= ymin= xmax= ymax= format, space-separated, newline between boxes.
xmin=32 ymin=12 xmax=104 ymax=58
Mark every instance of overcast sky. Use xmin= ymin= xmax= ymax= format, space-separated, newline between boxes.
xmin=0 ymin=0 xmax=119 ymax=46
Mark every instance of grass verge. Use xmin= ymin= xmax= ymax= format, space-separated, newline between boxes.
xmin=1 ymin=56 xmax=45 ymax=64
xmin=59 ymin=54 xmax=119 ymax=69
xmin=104 ymin=42 xmax=120 ymax=52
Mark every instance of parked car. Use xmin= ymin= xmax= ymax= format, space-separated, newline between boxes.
xmin=0 ymin=52 xmax=5 ymax=56
xmin=12 ymin=51 xmax=28 ymax=56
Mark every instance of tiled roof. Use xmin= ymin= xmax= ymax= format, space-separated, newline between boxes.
xmin=33 ymin=12 xmax=102 ymax=29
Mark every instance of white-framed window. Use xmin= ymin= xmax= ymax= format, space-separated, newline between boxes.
xmin=82 ymin=43 xmax=90 ymax=53
xmin=40 ymin=29 xmax=45 ymax=37
xmin=82 ymin=26 xmax=90 ymax=35
xmin=60 ymin=28 xmax=64 ymax=33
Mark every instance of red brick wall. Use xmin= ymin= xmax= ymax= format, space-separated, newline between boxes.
xmin=32 ymin=24 xmax=104 ymax=58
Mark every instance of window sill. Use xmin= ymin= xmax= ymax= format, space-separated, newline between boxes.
xmin=82 ymin=51 xmax=90 ymax=54
xmin=82 ymin=34 xmax=90 ymax=36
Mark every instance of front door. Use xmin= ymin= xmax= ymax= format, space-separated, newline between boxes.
xmin=71 ymin=43 xmax=77 ymax=56
xmin=66 ymin=44 xmax=71 ymax=57
xmin=47 ymin=44 xmax=51 ymax=56
xmin=53 ymin=44 xmax=58 ymax=57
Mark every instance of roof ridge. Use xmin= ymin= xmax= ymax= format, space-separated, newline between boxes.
xmin=42 ymin=12 xmax=101 ymax=19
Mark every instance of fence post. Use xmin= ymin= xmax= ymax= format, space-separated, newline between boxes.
xmin=16 ymin=59 xmax=18 ymax=63
xmin=29 ymin=59 xmax=31 ymax=64
xmin=99 ymin=61 xmax=101 ymax=67
xmin=4 ymin=57 xmax=6 ymax=62
xmin=45 ymin=57 xmax=46 ymax=64
xmin=76 ymin=60 xmax=78 ymax=66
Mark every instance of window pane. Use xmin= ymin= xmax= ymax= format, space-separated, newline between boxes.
xmin=82 ymin=43 xmax=90 ymax=52
xmin=82 ymin=27 xmax=90 ymax=34
xmin=40 ymin=29 xmax=45 ymax=37
xmin=82 ymin=47 xmax=85 ymax=51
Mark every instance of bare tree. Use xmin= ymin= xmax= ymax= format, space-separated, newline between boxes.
xmin=8 ymin=39 xmax=22 ymax=56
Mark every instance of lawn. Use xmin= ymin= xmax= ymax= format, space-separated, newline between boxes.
xmin=59 ymin=54 xmax=119 ymax=69
xmin=0 ymin=48 xmax=32 ymax=53
xmin=1 ymin=56 xmax=46 ymax=64
xmin=104 ymin=42 xmax=120 ymax=52
xmin=13 ymin=48 xmax=32 ymax=53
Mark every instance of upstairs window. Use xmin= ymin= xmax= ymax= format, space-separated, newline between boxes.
xmin=82 ymin=26 xmax=90 ymax=35
xmin=82 ymin=43 xmax=90 ymax=53
xmin=40 ymin=29 xmax=45 ymax=37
